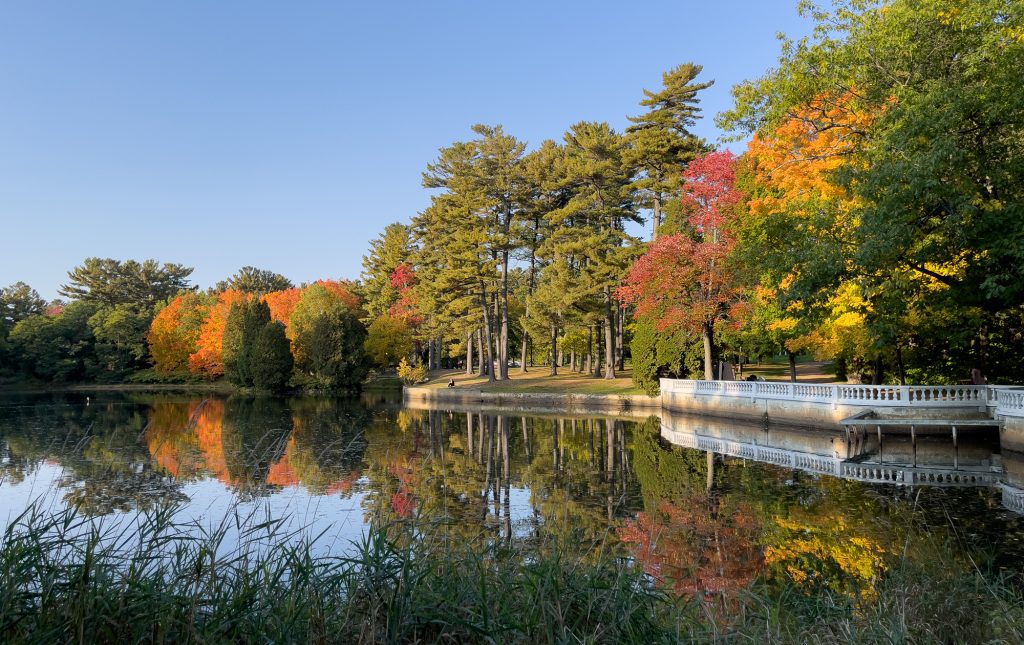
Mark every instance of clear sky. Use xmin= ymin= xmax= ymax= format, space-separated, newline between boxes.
xmin=0 ymin=1 xmax=811 ymax=300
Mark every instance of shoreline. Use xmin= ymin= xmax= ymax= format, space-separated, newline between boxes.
xmin=1 ymin=379 xmax=403 ymax=397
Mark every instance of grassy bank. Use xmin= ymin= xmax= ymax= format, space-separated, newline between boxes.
xmin=422 ymin=368 xmax=646 ymax=396
xmin=1 ymin=372 xmax=403 ymax=396
xmin=1 ymin=505 xmax=1022 ymax=643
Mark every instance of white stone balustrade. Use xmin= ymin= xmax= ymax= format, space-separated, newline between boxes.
xmin=993 ymin=388 xmax=1024 ymax=418
xmin=662 ymin=378 xmax=989 ymax=406
xmin=659 ymin=378 xmax=1024 ymax=414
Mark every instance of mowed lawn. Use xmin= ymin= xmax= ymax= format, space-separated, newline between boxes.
xmin=421 ymin=367 xmax=647 ymax=395
xmin=739 ymin=360 xmax=839 ymax=383
xmin=420 ymin=359 xmax=838 ymax=394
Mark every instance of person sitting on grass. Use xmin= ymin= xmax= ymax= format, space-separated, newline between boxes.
xmin=447 ymin=378 xmax=456 ymax=388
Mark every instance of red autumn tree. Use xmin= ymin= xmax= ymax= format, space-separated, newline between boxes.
xmin=618 ymin=150 xmax=745 ymax=379
xmin=387 ymin=263 xmax=421 ymax=326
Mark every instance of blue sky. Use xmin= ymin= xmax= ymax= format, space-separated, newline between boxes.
xmin=0 ymin=1 xmax=811 ymax=299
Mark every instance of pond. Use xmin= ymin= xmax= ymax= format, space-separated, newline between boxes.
xmin=2 ymin=390 xmax=1023 ymax=598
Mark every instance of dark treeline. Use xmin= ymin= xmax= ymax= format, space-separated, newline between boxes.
xmin=0 ymin=262 xmax=383 ymax=392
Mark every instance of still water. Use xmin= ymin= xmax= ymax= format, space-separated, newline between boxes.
xmin=2 ymin=390 xmax=1023 ymax=597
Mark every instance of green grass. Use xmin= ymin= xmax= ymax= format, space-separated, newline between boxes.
xmin=3 ymin=504 xmax=1024 ymax=643
xmin=361 ymin=375 xmax=404 ymax=391
xmin=422 ymin=368 xmax=648 ymax=396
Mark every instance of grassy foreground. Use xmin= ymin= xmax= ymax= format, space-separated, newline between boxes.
xmin=2 ymin=505 xmax=1023 ymax=643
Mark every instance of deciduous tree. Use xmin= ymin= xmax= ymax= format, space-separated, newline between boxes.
xmin=620 ymin=151 xmax=744 ymax=380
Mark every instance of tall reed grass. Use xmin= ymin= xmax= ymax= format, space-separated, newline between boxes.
xmin=1 ymin=503 xmax=1022 ymax=643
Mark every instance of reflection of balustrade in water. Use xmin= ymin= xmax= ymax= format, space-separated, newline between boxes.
xmin=1002 ymin=485 xmax=1024 ymax=514
xmin=661 ymin=412 xmax=1006 ymax=492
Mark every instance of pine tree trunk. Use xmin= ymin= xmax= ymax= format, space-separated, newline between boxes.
xmin=592 ymin=323 xmax=602 ymax=378
xmin=603 ymin=287 xmax=616 ymax=379
xmin=520 ymin=331 xmax=528 ymax=374
xmin=476 ymin=329 xmax=486 ymax=377
xmin=871 ymin=356 xmax=885 ymax=385
xmin=428 ymin=338 xmax=435 ymax=372
xmin=586 ymin=326 xmax=593 ymax=374
xmin=616 ymin=304 xmax=624 ymax=371
xmin=570 ymin=350 xmax=576 ymax=373
xmin=787 ymin=350 xmax=797 ymax=383
xmin=479 ymin=284 xmax=496 ymax=382
xmin=702 ymin=320 xmax=714 ymax=380
xmin=549 ymin=321 xmax=558 ymax=376
xmin=499 ymin=250 xmax=510 ymax=381
xmin=652 ymin=195 xmax=662 ymax=240
xmin=466 ymin=331 xmax=474 ymax=375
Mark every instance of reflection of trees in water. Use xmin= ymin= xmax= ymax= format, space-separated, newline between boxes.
xmin=145 ymin=398 xmax=227 ymax=483
xmin=358 ymin=409 xmax=641 ymax=554
xmin=145 ymin=396 xmax=371 ymax=496
xmin=0 ymin=392 xmax=187 ymax=515
xmin=623 ymin=425 xmax=763 ymax=601
xmin=220 ymin=396 xmax=293 ymax=499
xmin=277 ymin=397 xmax=370 ymax=494
xmin=8 ymin=392 xmax=1020 ymax=596
xmin=520 ymin=417 xmax=641 ymax=558
xmin=627 ymin=424 xmax=899 ymax=603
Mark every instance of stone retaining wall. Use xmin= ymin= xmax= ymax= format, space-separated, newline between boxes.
xmin=402 ymin=386 xmax=661 ymax=418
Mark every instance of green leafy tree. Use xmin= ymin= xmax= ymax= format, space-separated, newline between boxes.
xmin=88 ymin=304 xmax=152 ymax=378
xmin=0 ymin=282 xmax=47 ymax=373
xmin=223 ymin=298 xmax=293 ymax=391
xmin=721 ymin=0 xmax=1024 ymax=381
xmin=216 ymin=266 xmax=293 ymax=294
xmin=223 ymin=299 xmax=271 ymax=387
xmin=629 ymin=317 xmax=692 ymax=395
xmin=293 ymin=303 xmax=369 ymax=390
xmin=549 ymin=121 xmax=641 ymax=378
xmin=8 ymin=301 xmax=99 ymax=382
xmin=422 ymin=125 xmax=529 ymax=381
xmin=518 ymin=140 xmax=570 ymax=373
xmin=364 ymin=314 xmax=414 ymax=367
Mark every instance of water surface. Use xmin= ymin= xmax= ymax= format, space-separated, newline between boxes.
xmin=2 ymin=390 xmax=1022 ymax=598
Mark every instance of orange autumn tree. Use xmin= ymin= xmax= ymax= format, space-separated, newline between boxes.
xmin=741 ymin=96 xmax=878 ymax=375
xmin=188 ymin=290 xmax=249 ymax=376
xmin=314 ymin=279 xmax=361 ymax=314
xmin=263 ymin=287 xmax=302 ymax=326
xmin=147 ymin=292 xmax=210 ymax=372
